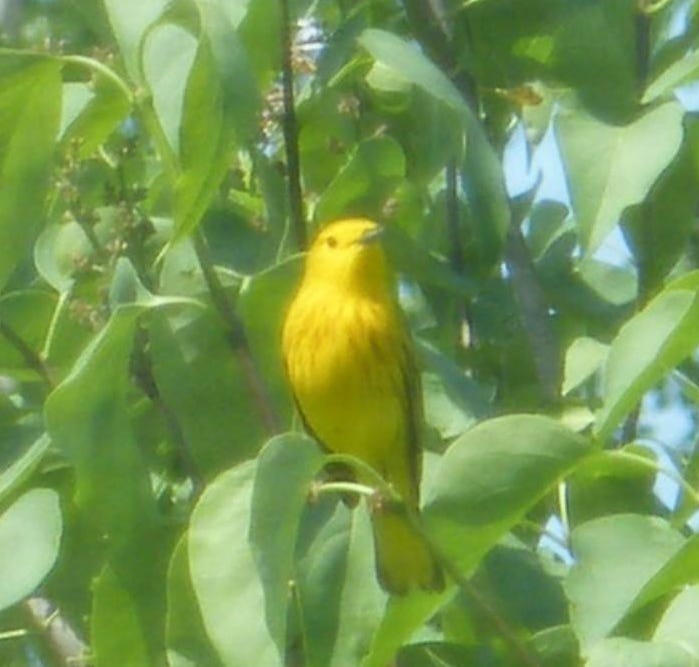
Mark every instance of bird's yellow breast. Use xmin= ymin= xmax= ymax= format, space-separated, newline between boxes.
xmin=283 ymin=287 xmax=408 ymax=478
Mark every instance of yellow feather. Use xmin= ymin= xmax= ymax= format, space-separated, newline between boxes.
xmin=282 ymin=218 xmax=443 ymax=594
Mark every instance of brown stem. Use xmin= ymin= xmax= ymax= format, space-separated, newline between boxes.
xmin=504 ymin=223 xmax=561 ymax=403
xmin=279 ymin=0 xmax=307 ymax=250
xmin=131 ymin=328 xmax=202 ymax=492
xmin=193 ymin=231 xmax=281 ymax=435
xmin=0 ymin=321 xmax=54 ymax=388
xmin=403 ymin=0 xmax=561 ymax=402
xmin=23 ymin=597 xmax=89 ymax=667
xmin=403 ymin=506 xmax=543 ymax=667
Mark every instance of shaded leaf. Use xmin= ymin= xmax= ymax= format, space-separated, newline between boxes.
xmin=0 ymin=56 xmax=62 ymax=291
xmin=362 ymin=415 xmax=589 ymax=667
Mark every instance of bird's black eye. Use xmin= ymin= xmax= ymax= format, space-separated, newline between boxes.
xmin=326 ymin=236 xmax=337 ymax=248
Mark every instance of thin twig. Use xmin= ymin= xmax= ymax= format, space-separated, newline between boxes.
xmin=445 ymin=159 xmax=464 ymax=276
xmin=23 ymin=597 xmax=89 ymax=667
xmin=0 ymin=321 xmax=54 ymax=388
xmin=326 ymin=452 xmax=543 ymax=667
xmin=131 ymin=328 xmax=202 ymax=493
xmin=279 ymin=0 xmax=306 ymax=250
xmin=193 ymin=231 xmax=281 ymax=434
xmin=505 ymin=223 xmax=561 ymax=402
xmin=403 ymin=507 xmax=543 ymax=667
xmin=402 ymin=0 xmax=561 ymax=402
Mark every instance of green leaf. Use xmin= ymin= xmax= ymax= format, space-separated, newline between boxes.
xmin=91 ymin=565 xmax=152 ymax=667
xmin=0 ymin=56 xmax=62 ymax=292
xmin=653 ymin=585 xmax=699 ymax=653
xmin=564 ymin=514 xmax=685 ymax=652
xmin=563 ymin=337 xmax=609 ymax=395
xmin=143 ymin=23 xmax=198 ymax=159
xmin=552 ymin=0 xmax=638 ymax=119
xmin=288 ymin=496 xmax=387 ymax=667
xmin=326 ymin=505 xmax=386 ymax=667
xmin=643 ymin=48 xmax=699 ymax=103
xmin=249 ymin=434 xmax=324 ymax=654
xmin=315 ymin=136 xmax=406 ymax=223
xmin=358 ymin=29 xmax=468 ymax=117
xmin=586 ymin=638 xmax=695 ymax=667
xmin=103 ymin=0 xmax=169 ymax=81
xmin=295 ymin=504 xmax=353 ymax=667
xmin=622 ymin=138 xmax=699 ymax=296
xmin=567 ymin=449 xmax=659 ymax=525
xmin=577 ymin=259 xmax=637 ymax=307
xmin=0 ymin=489 xmax=62 ymax=612
xmin=59 ymin=78 xmax=131 ymax=157
xmin=382 ymin=227 xmax=475 ymax=297
xmin=166 ymin=534 xmax=223 ymax=667
xmin=357 ymin=30 xmax=508 ymax=267
xmin=34 ymin=221 xmax=93 ymax=293
xmin=0 ymin=433 xmax=50 ymax=505
xmin=556 ymin=102 xmax=685 ymax=254
xmin=596 ymin=271 xmax=699 ymax=440
xmin=149 ymin=307 xmax=265 ymax=477
xmin=460 ymin=114 xmax=510 ymax=273
xmin=425 ymin=416 xmax=588 ymax=559
xmin=173 ymin=3 xmax=260 ymax=240
xmin=0 ymin=290 xmax=55 ymax=375
xmin=530 ymin=625 xmax=580 ymax=667
xmin=238 ymin=257 xmax=300 ymax=423
xmin=363 ymin=415 xmax=589 ymax=667
xmin=189 ymin=461 xmax=280 ymax=667
xmin=44 ymin=261 xmax=178 ymax=662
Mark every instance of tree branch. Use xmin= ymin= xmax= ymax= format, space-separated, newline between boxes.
xmin=505 ymin=221 xmax=561 ymax=402
xmin=402 ymin=0 xmax=562 ymax=402
xmin=0 ymin=321 xmax=54 ymax=388
xmin=279 ymin=0 xmax=307 ymax=250
xmin=193 ymin=231 xmax=281 ymax=435
xmin=23 ymin=597 xmax=89 ymax=667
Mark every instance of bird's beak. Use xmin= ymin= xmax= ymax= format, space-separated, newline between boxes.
xmin=357 ymin=225 xmax=384 ymax=245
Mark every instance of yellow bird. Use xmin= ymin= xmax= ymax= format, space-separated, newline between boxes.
xmin=282 ymin=218 xmax=443 ymax=594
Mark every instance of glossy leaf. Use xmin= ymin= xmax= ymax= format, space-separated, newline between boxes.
xmin=249 ymin=434 xmax=324 ymax=654
xmin=563 ymin=337 xmax=609 ymax=395
xmin=0 ymin=489 xmax=62 ymax=612
xmin=556 ymin=102 xmax=684 ymax=254
xmin=58 ymin=78 xmax=131 ymax=157
xmin=586 ymin=638 xmax=694 ymax=667
xmin=596 ymin=271 xmax=699 ymax=440
xmin=359 ymin=29 xmax=468 ymax=117
xmin=362 ymin=415 xmax=589 ymax=667
xmin=189 ymin=461 xmax=280 ymax=667
xmin=565 ymin=514 xmax=685 ymax=651
xmin=653 ymin=585 xmax=699 ymax=653
xmin=103 ymin=0 xmax=168 ymax=81
xmin=166 ymin=534 xmax=223 ymax=667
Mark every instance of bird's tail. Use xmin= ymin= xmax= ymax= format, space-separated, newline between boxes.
xmin=372 ymin=508 xmax=444 ymax=594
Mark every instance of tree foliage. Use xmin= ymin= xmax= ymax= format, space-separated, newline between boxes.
xmin=1 ymin=0 xmax=699 ymax=665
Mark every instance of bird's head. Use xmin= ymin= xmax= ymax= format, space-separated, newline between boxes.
xmin=303 ymin=218 xmax=391 ymax=295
